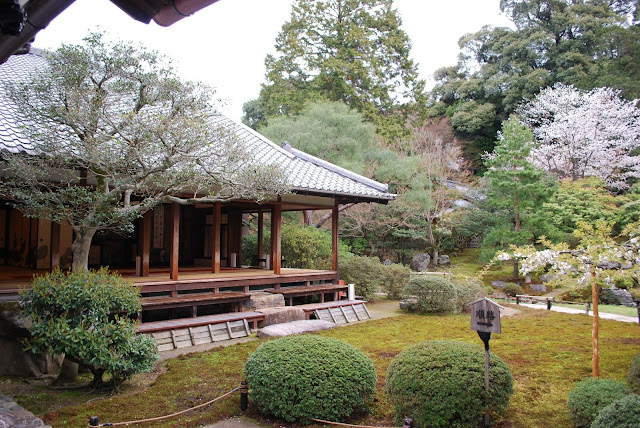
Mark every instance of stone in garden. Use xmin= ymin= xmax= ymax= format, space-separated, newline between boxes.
xmin=539 ymin=274 xmax=555 ymax=283
xmin=597 ymin=261 xmax=621 ymax=270
xmin=529 ymin=284 xmax=547 ymax=293
xmin=601 ymin=288 xmax=635 ymax=307
xmin=491 ymin=280 xmax=508 ymax=289
xmin=438 ymin=255 xmax=450 ymax=264
xmin=257 ymin=320 xmax=336 ymax=338
xmin=241 ymin=292 xmax=285 ymax=311
xmin=258 ymin=307 xmax=305 ymax=326
xmin=0 ymin=303 xmax=63 ymax=378
xmin=411 ymin=253 xmax=430 ymax=271
xmin=383 ymin=259 xmax=392 ymax=266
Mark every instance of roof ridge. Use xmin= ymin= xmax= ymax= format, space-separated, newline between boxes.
xmin=281 ymin=141 xmax=389 ymax=193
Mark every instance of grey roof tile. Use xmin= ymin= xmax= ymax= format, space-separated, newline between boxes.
xmin=0 ymin=51 xmax=395 ymax=202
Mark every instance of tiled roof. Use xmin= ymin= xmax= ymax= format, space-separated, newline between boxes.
xmin=0 ymin=51 xmax=395 ymax=203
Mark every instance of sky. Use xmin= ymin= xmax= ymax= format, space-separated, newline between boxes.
xmin=34 ymin=0 xmax=514 ymax=122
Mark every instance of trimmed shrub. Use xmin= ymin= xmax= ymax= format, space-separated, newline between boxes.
xmin=567 ymin=378 xmax=628 ymax=428
xmin=386 ymin=340 xmax=513 ymax=428
xmin=628 ymin=351 xmax=640 ymax=394
xmin=381 ymin=263 xmax=411 ymax=299
xmin=503 ymin=283 xmax=523 ymax=297
xmin=591 ymin=395 xmax=640 ymax=428
xmin=451 ymin=275 xmax=486 ymax=313
xmin=244 ymin=335 xmax=376 ymax=423
xmin=401 ymin=276 xmax=457 ymax=313
xmin=339 ymin=256 xmax=384 ymax=300
xmin=21 ymin=268 xmax=157 ymax=388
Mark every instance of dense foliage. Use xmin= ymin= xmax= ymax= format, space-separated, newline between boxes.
xmin=430 ymin=0 xmax=640 ymax=160
xmin=244 ymin=335 xmax=376 ymax=423
xmin=629 ymin=351 xmax=640 ymax=394
xmin=21 ymin=269 xmax=157 ymax=387
xmin=244 ymin=0 xmax=426 ymax=139
xmin=401 ymin=276 xmax=457 ymax=313
xmin=385 ymin=340 xmax=513 ymax=428
xmin=339 ymin=256 xmax=384 ymax=300
xmin=591 ymin=395 xmax=640 ymax=428
xmin=566 ymin=378 xmax=628 ymax=428
xmin=503 ymin=283 xmax=524 ymax=297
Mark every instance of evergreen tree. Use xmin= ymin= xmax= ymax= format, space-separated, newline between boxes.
xmin=481 ymin=116 xmax=557 ymax=272
xmin=243 ymin=0 xmax=426 ymax=141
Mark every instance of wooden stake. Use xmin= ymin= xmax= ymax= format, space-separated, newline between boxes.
xmin=592 ymin=267 xmax=599 ymax=377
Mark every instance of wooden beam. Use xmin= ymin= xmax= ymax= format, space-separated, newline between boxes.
xmin=332 ymin=202 xmax=339 ymax=271
xmin=50 ymin=221 xmax=60 ymax=271
xmin=271 ymin=204 xmax=282 ymax=274
xmin=212 ymin=203 xmax=221 ymax=273
xmin=257 ymin=211 xmax=264 ymax=263
xmin=170 ymin=203 xmax=179 ymax=281
xmin=141 ymin=211 xmax=151 ymax=277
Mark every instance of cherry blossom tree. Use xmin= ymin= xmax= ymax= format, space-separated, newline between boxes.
xmin=518 ymin=84 xmax=640 ymax=189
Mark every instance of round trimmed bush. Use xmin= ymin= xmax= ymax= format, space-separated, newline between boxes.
xmin=401 ymin=276 xmax=457 ymax=313
xmin=629 ymin=351 xmax=640 ymax=394
xmin=503 ymin=283 xmax=523 ymax=297
xmin=567 ymin=378 xmax=628 ymax=428
xmin=591 ymin=394 xmax=640 ymax=428
xmin=244 ymin=335 xmax=376 ymax=423
xmin=385 ymin=340 xmax=513 ymax=428
xmin=451 ymin=275 xmax=486 ymax=313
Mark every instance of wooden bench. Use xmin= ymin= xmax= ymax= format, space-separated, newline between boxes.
xmin=141 ymin=292 xmax=250 ymax=317
xmin=138 ymin=311 xmax=265 ymax=351
xmin=264 ymin=284 xmax=348 ymax=306
xmin=515 ymin=294 xmax=554 ymax=309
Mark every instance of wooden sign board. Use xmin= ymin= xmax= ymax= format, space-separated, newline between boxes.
xmin=471 ymin=298 xmax=503 ymax=334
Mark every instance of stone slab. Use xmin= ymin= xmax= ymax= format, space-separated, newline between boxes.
xmin=241 ymin=292 xmax=284 ymax=311
xmin=257 ymin=307 xmax=305 ymax=326
xmin=257 ymin=320 xmax=337 ymax=338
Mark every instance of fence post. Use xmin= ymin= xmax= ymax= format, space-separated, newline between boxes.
xmin=546 ymin=298 xmax=552 ymax=310
xmin=586 ymin=302 xmax=590 ymax=314
xmin=516 ymin=295 xmax=520 ymax=305
xmin=240 ymin=380 xmax=248 ymax=411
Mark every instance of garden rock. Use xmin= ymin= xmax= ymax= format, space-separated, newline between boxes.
xmin=383 ymin=259 xmax=392 ymax=266
xmin=438 ymin=255 xmax=450 ymax=264
xmin=257 ymin=320 xmax=336 ymax=338
xmin=0 ymin=303 xmax=63 ymax=378
xmin=0 ymin=390 xmax=51 ymax=428
xmin=491 ymin=281 xmax=508 ymax=289
xmin=241 ymin=292 xmax=285 ymax=311
xmin=411 ymin=253 xmax=430 ymax=271
xmin=529 ymin=284 xmax=547 ymax=293
xmin=540 ymin=274 xmax=555 ymax=283
xmin=258 ymin=307 xmax=305 ymax=326
xmin=601 ymin=288 xmax=635 ymax=307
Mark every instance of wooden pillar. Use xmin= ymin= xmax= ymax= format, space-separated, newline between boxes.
xmin=271 ymin=204 xmax=282 ymax=274
xmin=50 ymin=222 xmax=60 ymax=271
xmin=331 ymin=202 xmax=339 ymax=271
xmin=257 ymin=211 xmax=264 ymax=263
xmin=212 ymin=203 xmax=221 ymax=273
xmin=140 ymin=211 xmax=151 ymax=277
xmin=170 ymin=203 xmax=179 ymax=281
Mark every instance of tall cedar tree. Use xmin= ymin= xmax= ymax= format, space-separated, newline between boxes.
xmin=244 ymin=0 xmax=426 ymax=141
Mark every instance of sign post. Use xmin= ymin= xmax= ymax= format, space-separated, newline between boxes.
xmin=471 ymin=298 xmax=503 ymax=428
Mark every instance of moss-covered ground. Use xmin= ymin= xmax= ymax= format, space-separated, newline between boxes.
xmin=2 ymin=303 xmax=639 ymax=428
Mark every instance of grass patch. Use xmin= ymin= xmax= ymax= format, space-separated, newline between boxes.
xmin=553 ymin=303 xmax=639 ymax=317
xmin=2 ymin=305 xmax=639 ymax=428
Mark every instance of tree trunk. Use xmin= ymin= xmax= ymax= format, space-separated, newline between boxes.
xmin=513 ymin=259 xmax=519 ymax=280
xmin=71 ymin=229 xmax=97 ymax=271
xmin=303 ymin=210 xmax=313 ymax=226
xmin=54 ymin=358 xmax=78 ymax=385
xmin=432 ymin=248 xmax=439 ymax=267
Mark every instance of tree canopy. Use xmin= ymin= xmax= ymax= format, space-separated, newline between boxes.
xmin=1 ymin=33 xmax=289 ymax=270
xmin=430 ymin=0 xmax=640 ymax=160
xmin=243 ymin=0 xmax=426 ymax=141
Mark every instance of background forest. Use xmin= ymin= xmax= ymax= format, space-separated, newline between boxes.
xmin=239 ymin=0 xmax=640 ymax=281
